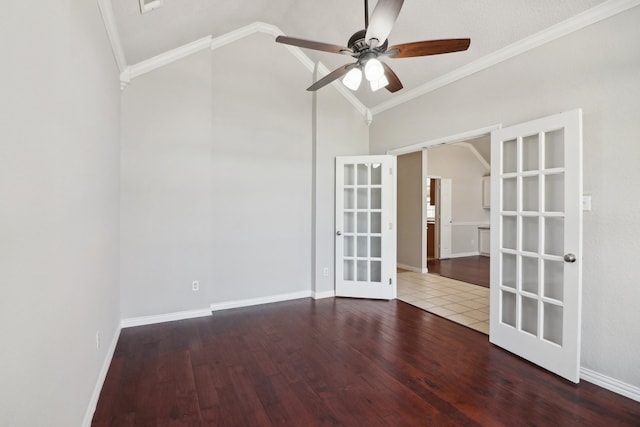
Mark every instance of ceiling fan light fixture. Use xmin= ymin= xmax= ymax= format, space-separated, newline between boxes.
xmin=275 ymin=0 xmax=471 ymax=94
xmin=370 ymin=74 xmax=389 ymax=92
xmin=342 ymin=67 xmax=363 ymax=91
xmin=364 ymin=58 xmax=385 ymax=82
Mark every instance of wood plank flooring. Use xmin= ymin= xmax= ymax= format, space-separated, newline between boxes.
xmin=428 ymin=256 xmax=490 ymax=288
xmin=93 ymin=298 xmax=640 ymax=426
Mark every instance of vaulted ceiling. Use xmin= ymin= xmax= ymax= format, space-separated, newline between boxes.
xmin=110 ymin=0 xmax=607 ymax=110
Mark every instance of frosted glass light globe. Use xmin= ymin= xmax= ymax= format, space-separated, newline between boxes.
xmin=364 ymin=59 xmax=384 ymax=82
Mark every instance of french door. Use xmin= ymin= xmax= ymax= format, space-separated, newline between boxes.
xmin=490 ymin=109 xmax=583 ymax=382
xmin=335 ymin=156 xmax=396 ymax=300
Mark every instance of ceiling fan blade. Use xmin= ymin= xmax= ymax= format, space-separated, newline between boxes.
xmin=388 ymin=38 xmax=470 ymax=58
xmin=276 ymin=35 xmax=351 ymax=55
xmin=382 ymin=62 xmax=403 ymax=93
xmin=307 ymin=64 xmax=356 ymax=91
xmin=365 ymin=0 xmax=404 ymax=47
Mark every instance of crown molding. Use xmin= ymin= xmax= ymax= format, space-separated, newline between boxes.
xmin=370 ymin=0 xmax=640 ymax=115
xmin=114 ymin=21 xmax=371 ymax=120
xmin=97 ymin=0 xmax=127 ymax=73
xmin=100 ymin=1 xmax=638 ymax=113
xmin=126 ymin=35 xmax=212 ymax=80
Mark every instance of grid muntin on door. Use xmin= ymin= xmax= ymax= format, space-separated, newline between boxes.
xmin=343 ymin=163 xmax=383 ymax=284
xmin=499 ymin=129 xmax=566 ymax=346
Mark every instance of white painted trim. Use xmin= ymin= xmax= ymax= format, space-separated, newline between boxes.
xmin=116 ymin=21 xmax=371 ymax=121
xmin=97 ymin=0 xmax=127 ymax=73
xmin=371 ymin=0 xmax=640 ymax=115
xmin=452 ymin=222 xmax=490 ymax=227
xmin=458 ymin=142 xmax=491 ymax=172
xmin=120 ymin=308 xmax=211 ymax=328
xmin=397 ymin=263 xmax=428 ymax=274
xmin=312 ymin=290 xmax=336 ymax=300
xmin=126 ymin=35 xmax=212 ymax=80
xmin=81 ymin=324 xmax=122 ymax=427
xmin=580 ymin=367 xmax=640 ymax=402
xmin=211 ymin=290 xmax=312 ymax=311
xmin=211 ymin=22 xmax=275 ymax=51
xmin=386 ymin=125 xmax=501 ymax=156
xmin=447 ymin=251 xmax=481 ymax=258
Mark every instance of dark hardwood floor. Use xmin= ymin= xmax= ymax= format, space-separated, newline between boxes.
xmin=93 ymin=298 xmax=640 ymax=426
xmin=428 ymin=255 xmax=490 ymax=288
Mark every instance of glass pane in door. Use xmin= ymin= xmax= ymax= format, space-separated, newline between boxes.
xmin=344 ymin=164 xmax=354 ymax=185
xmin=543 ymin=303 xmax=563 ymax=345
xmin=544 ymin=217 xmax=564 ymax=256
xmin=503 ymin=139 xmax=517 ymax=173
xmin=522 ymin=217 xmax=539 ymax=253
xmin=522 ymin=134 xmax=539 ymax=171
xmin=521 ymin=296 xmax=539 ymax=336
xmin=544 ymin=129 xmax=564 ymax=169
xmin=522 ymin=176 xmax=539 ymax=212
xmin=371 ymin=163 xmax=382 ymax=185
xmin=543 ymin=260 xmax=564 ymax=301
xmin=545 ymin=173 xmax=564 ymax=212
xmin=502 ymin=291 xmax=516 ymax=327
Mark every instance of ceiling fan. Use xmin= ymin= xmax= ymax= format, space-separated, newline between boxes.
xmin=276 ymin=0 xmax=470 ymax=93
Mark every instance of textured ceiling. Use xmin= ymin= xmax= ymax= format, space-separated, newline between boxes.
xmin=111 ymin=0 xmax=607 ymax=108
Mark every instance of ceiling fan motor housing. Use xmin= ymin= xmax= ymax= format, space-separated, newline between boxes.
xmin=348 ymin=29 xmax=388 ymax=54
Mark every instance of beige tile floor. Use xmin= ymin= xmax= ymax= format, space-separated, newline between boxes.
xmin=397 ymin=270 xmax=490 ymax=334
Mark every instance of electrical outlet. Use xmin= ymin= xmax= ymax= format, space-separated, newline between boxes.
xmin=323 ymin=267 xmax=329 ymax=277
xmin=192 ymin=280 xmax=199 ymax=291
xmin=96 ymin=331 xmax=100 ymax=350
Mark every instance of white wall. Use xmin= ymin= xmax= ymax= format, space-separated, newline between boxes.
xmin=397 ymin=151 xmax=424 ymax=269
xmin=312 ymin=82 xmax=370 ymax=295
xmin=426 ymin=145 xmax=490 ymax=256
xmin=120 ymin=33 xmax=316 ymax=318
xmin=0 ymin=1 xmax=121 ymax=426
xmin=370 ymin=8 xmax=640 ymax=389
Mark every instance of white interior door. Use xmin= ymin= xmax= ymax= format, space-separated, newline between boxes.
xmin=439 ymin=178 xmax=452 ymax=259
xmin=490 ymin=109 xmax=583 ymax=383
xmin=335 ymin=155 xmax=396 ymax=300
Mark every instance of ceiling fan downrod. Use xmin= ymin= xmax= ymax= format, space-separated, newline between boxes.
xmin=364 ymin=0 xmax=369 ymax=29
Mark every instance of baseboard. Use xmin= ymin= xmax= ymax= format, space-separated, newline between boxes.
xmin=211 ymin=290 xmax=312 ymax=311
xmin=397 ymin=263 xmax=427 ymax=274
xmin=312 ymin=290 xmax=335 ymax=299
xmin=120 ymin=308 xmax=212 ymax=329
xmin=82 ymin=324 xmax=122 ymax=427
xmin=447 ymin=251 xmax=481 ymax=259
xmin=580 ymin=367 xmax=640 ymax=402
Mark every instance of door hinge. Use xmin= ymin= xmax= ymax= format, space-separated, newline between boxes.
xmin=389 ymin=278 xmax=393 ymax=285
xmin=389 ymin=167 xmax=393 ymax=175
xmin=389 ymin=222 xmax=393 ymax=230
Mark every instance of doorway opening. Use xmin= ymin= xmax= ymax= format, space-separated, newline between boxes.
xmin=393 ymin=126 xmax=495 ymax=333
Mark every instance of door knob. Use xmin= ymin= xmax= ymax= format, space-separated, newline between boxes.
xmin=336 ymin=231 xmax=342 ymax=236
xmin=564 ymin=253 xmax=576 ymax=263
